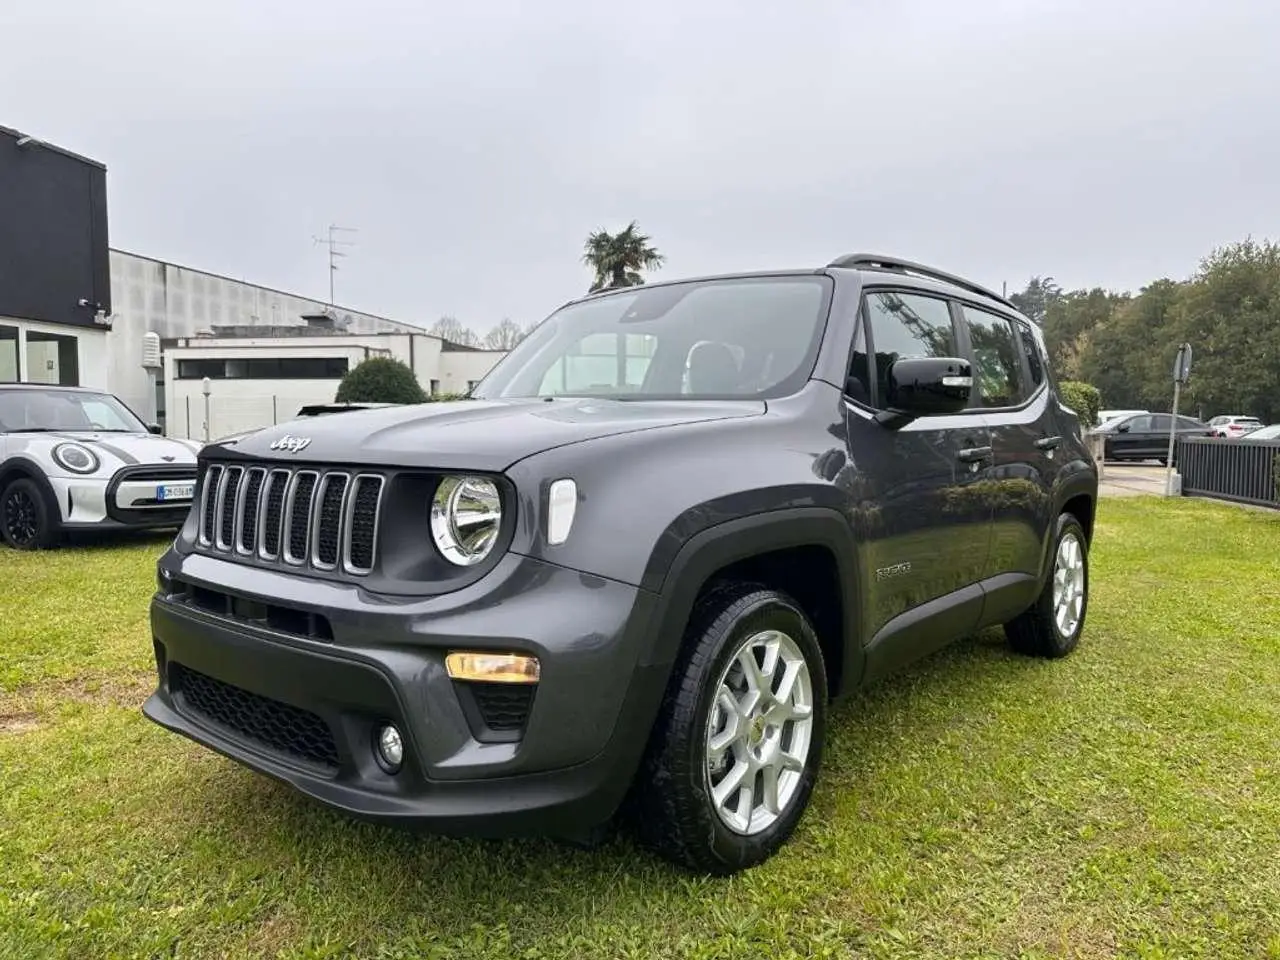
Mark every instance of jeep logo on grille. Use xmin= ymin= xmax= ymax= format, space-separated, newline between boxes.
xmin=269 ymin=435 xmax=312 ymax=454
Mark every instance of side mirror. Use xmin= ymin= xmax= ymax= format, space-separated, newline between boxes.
xmin=148 ymin=423 xmax=163 ymax=435
xmin=876 ymin=357 xmax=972 ymax=426
xmin=1116 ymin=423 xmax=1130 ymax=433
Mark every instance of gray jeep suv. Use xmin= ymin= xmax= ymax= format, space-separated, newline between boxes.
xmin=144 ymin=254 xmax=1098 ymax=874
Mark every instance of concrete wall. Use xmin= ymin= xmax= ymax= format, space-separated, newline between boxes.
xmin=436 ymin=349 xmax=505 ymax=395
xmin=162 ymin=333 xmax=504 ymax=441
xmin=103 ymin=250 xmax=428 ymax=419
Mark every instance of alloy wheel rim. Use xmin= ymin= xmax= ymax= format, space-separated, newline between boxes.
xmin=703 ymin=628 xmax=814 ymax=836
xmin=3 ymin=490 xmax=39 ymax=546
xmin=1052 ymin=531 xmax=1086 ymax=638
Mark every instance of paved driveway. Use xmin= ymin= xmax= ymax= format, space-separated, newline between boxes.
xmin=1100 ymin=463 xmax=1169 ymax=497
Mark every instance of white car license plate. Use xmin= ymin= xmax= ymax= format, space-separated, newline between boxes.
xmin=156 ymin=483 xmax=194 ymax=502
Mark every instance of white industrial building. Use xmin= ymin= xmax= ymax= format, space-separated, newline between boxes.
xmin=164 ymin=327 xmax=503 ymax=441
xmin=107 ymin=251 xmax=505 ymax=438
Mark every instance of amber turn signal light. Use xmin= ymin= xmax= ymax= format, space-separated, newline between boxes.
xmin=445 ymin=651 xmax=541 ymax=684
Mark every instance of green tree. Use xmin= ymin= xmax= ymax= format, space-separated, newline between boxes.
xmin=335 ymin=357 xmax=427 ymax=404
xmin=1057 ymin=380 xmax=1102 ymax=427
xmin=582 ymin=221 xmax=664 ymax=292
xmin=1168 ymin=238 xmax=1280 ymax=423
xmin=1009 ymin=276 xmax=1063 ymax=326
xmin=1041 ymin=288 xmax=1128 ymax=380
xmin=1079 ymin=279 xmax=1183 ymax=411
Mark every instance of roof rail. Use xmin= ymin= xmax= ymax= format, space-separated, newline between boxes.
xmin=827 ymin=252 xmax=1017 ymax=311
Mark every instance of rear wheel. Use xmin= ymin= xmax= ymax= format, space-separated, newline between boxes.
xmin=1005 ymin=513 xmax=1088 ymax=658
xmin=1 ymin=478 xmax=60 ymax=550
xmin=631 ymin=583 xmax=827 ymax=874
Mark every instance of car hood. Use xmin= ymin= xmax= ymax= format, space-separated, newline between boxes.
xmin=207 ymin=397 xmax=766 ymax=471
xmin=18 ymin=431 xmax=200 ymax=466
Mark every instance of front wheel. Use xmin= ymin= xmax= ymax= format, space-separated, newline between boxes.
xmin=1005 ymin=512 xmax=1089 ymax=658
xmin=1 ymin=478 xmax=61 ymax=550
xmin=631 ymin=583 xmax=827 ymax=874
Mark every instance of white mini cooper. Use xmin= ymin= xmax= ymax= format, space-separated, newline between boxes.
xmin=0 ymin=384 xmax=200 ymax=549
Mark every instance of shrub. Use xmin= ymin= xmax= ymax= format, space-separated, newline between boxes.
xmin=335 ymin=357 xmax=427 ymax=404
xmin=1059 ymin=380 xmax=1102 ymax=427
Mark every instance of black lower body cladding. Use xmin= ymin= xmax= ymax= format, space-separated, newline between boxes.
xmin=143 ymin=549 xmax=669 ymax=836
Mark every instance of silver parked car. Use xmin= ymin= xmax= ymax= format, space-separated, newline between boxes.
xmin=0 ymin=384 xmax=200 ymax=549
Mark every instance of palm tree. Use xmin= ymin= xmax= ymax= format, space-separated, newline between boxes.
xmin=582 ymin=221 xmax=665 ymax=292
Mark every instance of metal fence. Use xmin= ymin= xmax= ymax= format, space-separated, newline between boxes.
xmin=1177 ymin=436 xmax=1279 ymax=508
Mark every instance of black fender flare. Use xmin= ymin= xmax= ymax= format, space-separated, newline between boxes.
xmin=637 ymin=506 xmax=864 ymax=695
xmin=1037 ymin=464 xmax=1099 ymax=582
xmin=0 ymin=457 xmax=63 ymax=521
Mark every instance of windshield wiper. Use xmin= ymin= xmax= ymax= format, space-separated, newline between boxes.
xmin=7 ymin=427 xmax=62 ymax=433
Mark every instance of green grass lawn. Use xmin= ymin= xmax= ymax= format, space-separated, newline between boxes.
xmin=2 ymin=499 xmax=1279 ymax=959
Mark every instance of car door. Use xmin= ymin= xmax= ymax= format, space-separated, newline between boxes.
xmin=1112 ymin=414 xmax=1152 ymax=458
xmin=843 ymin=289 xmax=993 ymax=683
xmin=955 ymin=303 xmax=1056 ymax=624
xmin=1143 ymin=414 xmax=1174 ymax=461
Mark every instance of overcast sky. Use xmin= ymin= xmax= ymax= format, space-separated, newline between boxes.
xmin=6 ymin=0 xmax=1279 ymax=333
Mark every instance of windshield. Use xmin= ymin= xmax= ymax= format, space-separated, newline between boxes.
xmin=472 ymin=276 xmax=834 ymax=400
xmin=0 ymin=388 xmax=147 ymax=433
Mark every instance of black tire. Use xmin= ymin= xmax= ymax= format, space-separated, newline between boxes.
xmin=1005 ymin=512 xmax=1089 ymax=658
xmin=1 ymin=478 xmax=61 ymax=550
xmin=631 ymin=582 xmax=828 ymax=875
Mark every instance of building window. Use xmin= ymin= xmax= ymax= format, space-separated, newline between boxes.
xmin=0 ymin=325 xmax=18 ymax=382
xmin=25 ymin=331 xmax=80 ymax=387
xmin=430 ymin=379 xmax=440 ymax=396
xmin=176 ymin=356 xmax=350 ymax=379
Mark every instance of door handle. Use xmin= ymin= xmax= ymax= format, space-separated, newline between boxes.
xmin=957 ymin=446 xmax=992 ymax=463
xmin=1034 ymin=436 xmax=1063 ymax=450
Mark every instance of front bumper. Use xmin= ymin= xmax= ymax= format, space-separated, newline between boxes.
xmin=48 ymin=470 xmax=193 ymax=530
xmin=143 ymin=549 xmax=669 ymax=836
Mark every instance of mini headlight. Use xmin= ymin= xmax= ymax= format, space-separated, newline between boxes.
xmin=430 ymin=475 xmax=502 ymax=566
xmin=52 ymin=443 xmax=100 ymax=474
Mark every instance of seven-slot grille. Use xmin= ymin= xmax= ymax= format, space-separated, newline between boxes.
xmin=198 ymin=463 xmax=384 ymax=575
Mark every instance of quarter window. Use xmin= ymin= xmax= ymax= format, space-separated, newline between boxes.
xmin=1017 ymin=322 xmax=1045 ymax=386
xmin=863 ymin=291 xmax=957 ymax=409
xmin=961 ymin=306 xmax=1026 ymax=408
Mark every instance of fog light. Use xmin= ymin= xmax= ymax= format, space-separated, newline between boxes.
xmin=445 ymin=651 xmax=540 ymax=684
xmin=374 ymin=723 xmax=404 ymax=773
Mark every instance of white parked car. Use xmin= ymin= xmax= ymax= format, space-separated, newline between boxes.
xmin=0 ymin=384 xmax=200 ymax=549
xmin=1207 ymin=415 xmax=1263 ymax=438
xmin=1245 ymin=423 xmax=1280 ymax=441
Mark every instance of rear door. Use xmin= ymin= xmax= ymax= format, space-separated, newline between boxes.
xmin=956 ymin=303 xmax=1056 ymax=623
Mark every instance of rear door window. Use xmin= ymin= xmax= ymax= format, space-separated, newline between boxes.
xmin=959 ymin=305 xmax=1028 ymax=408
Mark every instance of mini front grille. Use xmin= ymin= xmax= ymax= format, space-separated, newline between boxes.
xmin=170 ymin=663 xmax=338 ymax=769
xmin=197 ymin=463 xmax=385 ymax=575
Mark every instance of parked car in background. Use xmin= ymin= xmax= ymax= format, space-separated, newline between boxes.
xmin=0 ymin=384 xmax=200 ymax=549
xmin=1092 ymin=412 xmax=1213 ymax=463
xmin=1098 ymin=408 xmax=1147 ymax=426
xmin=1243 ymin=423 xmax=1280 ymax=441
xmin=1208 ymin=415 xmax=1264 ymax=438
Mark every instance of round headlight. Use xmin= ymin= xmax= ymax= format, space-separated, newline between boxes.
xmin=430 ymin=475 xmax=502 ymax=566
xmin=52 ymin=443 xmax=100 ymax=474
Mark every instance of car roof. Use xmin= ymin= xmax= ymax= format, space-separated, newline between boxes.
xmin=562 ymin=253 xmax=1028 ymax=322
xmin=0 ymin=382 xmax=109 ymax=394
